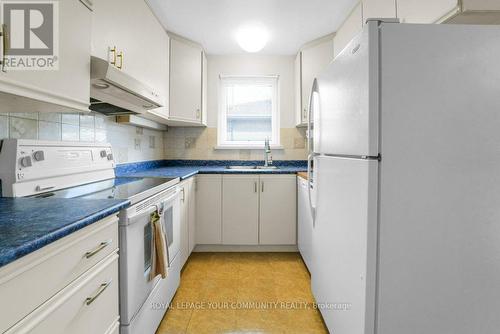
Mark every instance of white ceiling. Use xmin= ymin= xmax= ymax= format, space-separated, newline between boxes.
xmin=146 ymin=0 xmax=358 ymax=55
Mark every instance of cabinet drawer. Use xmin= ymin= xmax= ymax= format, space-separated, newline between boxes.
xmin=0 ymin=216 xmax=118 ymax=333
xmin=6 ymin=253 xmax=119 ymax=334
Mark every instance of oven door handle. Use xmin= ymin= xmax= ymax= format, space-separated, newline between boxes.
xmin=127 ymin=206 xmax=158 ymax=223
xmin=126 ymin=188 xmax=180 ymax=222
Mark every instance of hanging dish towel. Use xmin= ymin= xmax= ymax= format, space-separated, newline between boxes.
xmin=149 ymin=209 xmax=169 ymax=281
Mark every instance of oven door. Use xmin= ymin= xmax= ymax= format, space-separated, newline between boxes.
xmin=119 ymin=186 xmax=180 ymax=326
xmin=159 ymin=186 xmax=181 ymax=265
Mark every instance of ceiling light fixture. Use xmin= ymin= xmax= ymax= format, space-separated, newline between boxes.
xmin=235 ymin=24 xmax=269 ymax=53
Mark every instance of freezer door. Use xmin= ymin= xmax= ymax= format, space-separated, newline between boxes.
xmin=314 ymin=21 xmax=379 ymax=157
xmin=311 ymin=156 xmax=378 ymax=334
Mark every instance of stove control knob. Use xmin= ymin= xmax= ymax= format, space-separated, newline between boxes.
xmin=100 ymin=150 xmax=107 ymax=158
xmin=107 ymin=153 xmax=114 ymax=161
xmin=20 ymin=156 xmax=32 ymax=168
xmin=33 ymin=150 xmax=45 ymax=161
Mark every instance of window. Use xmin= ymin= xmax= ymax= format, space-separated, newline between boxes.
xmin=218 ymin=76 xmax=279 ymax=148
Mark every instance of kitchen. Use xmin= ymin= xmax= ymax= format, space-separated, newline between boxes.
xmin=0 ymin=0 xmax=499 ymax=334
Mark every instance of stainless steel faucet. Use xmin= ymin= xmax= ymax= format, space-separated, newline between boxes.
xmin=264 ymin=138 xmax=273 ymax=167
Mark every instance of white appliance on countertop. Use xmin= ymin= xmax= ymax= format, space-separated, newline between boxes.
xmin=307 ymin=20 xmax=500 ymax=334
xmin=0 ymin=139 xmax=181 ymax=334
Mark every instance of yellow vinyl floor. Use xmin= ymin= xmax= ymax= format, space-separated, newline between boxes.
xmin=156 ymin=252 xmax=328 ymax=334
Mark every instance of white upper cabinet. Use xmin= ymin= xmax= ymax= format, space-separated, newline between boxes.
xmin=362 ymin=0 xmax=397 ymax=21
xmin=168 ymin=37 xmax=207 ymax=126
xmin=397 ymin=0 xmax=459 ymax=23
xmin=333 ymin=2 xmax=363 ymax=58
xmin=259 ymin=175 xmax=297 ymax=245
xmin=91 ymin=0 xmax=169 ymax=109
xmin=222 ymin=175 xmax=260 ymax=245
xmin=397 ymin=0 xmax=500 ymax=24
xmin=0 ymin=0 xmax=91 ymax=113
xmin=295 ymin=37 xmax=334 ymax=127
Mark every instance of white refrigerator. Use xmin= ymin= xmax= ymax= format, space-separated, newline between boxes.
xmin=307 ymin=20 xmax=500 ymax=334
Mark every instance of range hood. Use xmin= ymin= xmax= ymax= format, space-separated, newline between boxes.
xmin=90 ymin=56 xmax=164 ymax=115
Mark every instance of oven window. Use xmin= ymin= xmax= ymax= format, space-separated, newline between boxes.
xmin=163 ymin=206 xmax=173 ymax=248
xmin=144 ymin=223 xmax=152 ymax=273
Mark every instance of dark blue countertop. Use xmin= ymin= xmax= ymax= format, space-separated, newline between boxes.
xmin=0 ymin=159 xmax=306 ymax=269
xmin=0 ymin=198 xmax=129 ymax=268
xmin=116 ymin=159 xmax=307 ymax=180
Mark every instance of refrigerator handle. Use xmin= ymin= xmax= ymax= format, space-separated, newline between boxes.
xmin=307 ymin=153 xmax=316 ymax=225
xmin=307 ymin=79 xmax=318 ymax=226
xmin=307 ymin=78 xmax=318 ymax=155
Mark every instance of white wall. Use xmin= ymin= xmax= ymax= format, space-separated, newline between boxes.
xmin=206 ymin=54 xmax=296 ymax=128
xmin=163 ymin=54 xmax=308 ymax=161
xmin=0 ymin=112 xmax=165 ymax=164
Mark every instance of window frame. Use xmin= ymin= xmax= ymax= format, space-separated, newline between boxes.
xmin=217 ymin=75 xmax=280 ymax=149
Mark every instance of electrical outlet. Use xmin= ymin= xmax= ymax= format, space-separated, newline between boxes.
xmin=294 ymin=137 xmax=306 ymax=149
xmin=185 ymin=137 xmax=196 ymax=149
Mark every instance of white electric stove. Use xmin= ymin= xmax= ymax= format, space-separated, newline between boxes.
xmin=0 ymin=139 xmax=182 ymax=334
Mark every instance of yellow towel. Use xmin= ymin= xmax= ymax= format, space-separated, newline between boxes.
xmin=149 ymin=210 xmax=169 ymax=281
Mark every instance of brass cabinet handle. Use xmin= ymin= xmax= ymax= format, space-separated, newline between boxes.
xmin=85 ymin=240 xmax=112 ymax=259
xmin=261 ymin=181 xmax=264 ymax=192
xmin=254 ymin=181 xmax=257 ymax=193
xmin=117 ymin=51 xmax=123 ymax=69
xmin=85 ymin=280 xmax=112 ymax=306
xmin=181 ymin=188 xmax=185 ymax=202
xmin=110 ymin=46 xmax=117 ymax=65
xmin=0 ymin=24 xmax=9 ymax=72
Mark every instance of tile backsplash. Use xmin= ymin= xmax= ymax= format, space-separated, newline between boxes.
xmin=164 ymin=127 xmax=308 ymax=160
xmin=0 ymin=112 xmax=165 ymax=164
xmin=0 ymin=113 xmax=307 ymax=164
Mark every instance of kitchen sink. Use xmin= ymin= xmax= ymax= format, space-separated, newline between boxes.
xmin=226 ymin=166 xmax=279 ymax=170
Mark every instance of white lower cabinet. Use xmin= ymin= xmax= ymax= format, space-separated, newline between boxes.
xmin=7 ymin=254 xmax=119 ymax=334
xmin=195 ymin=174 xmax=296 ymax=246
xmin=188 ymin=178 xmax=197 ymax=253
xmin=297 ymin=176 xmax=313 ymax=271
xmin=0 ymin=215 xmax=120 ymax=334
xmin=179 ymin=177 xmax=196 ymax=267
xmin=222 ymin=175 xmax=260 ymax=245
xmin=195 ymin=175 xmax=222 ymax=244
xmin=259 ymin=175 xmax=297 ymax=245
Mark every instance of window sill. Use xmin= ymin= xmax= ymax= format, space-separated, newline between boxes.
xmin=214 ymin=145 xmax=285 ymax=150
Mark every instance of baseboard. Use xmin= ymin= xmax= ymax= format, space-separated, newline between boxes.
xmin=193 ymin=244 xmax=298 ymax=252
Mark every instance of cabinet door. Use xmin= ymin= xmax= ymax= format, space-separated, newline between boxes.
xmin=222 ymin=175 xmax=259 ymax=245
xmin=333 ymin=2 xmax=363 ymax=57
xmin=259 ymin=175 xmax=297 ymax=245
xmin=397 ymin=0 xmax=458 ymax=23
xmin=0 ymin=0 xmax=91 ymax=112
xmin=169 ymin=38 xmax=203 ymax=123
xmin=187 ymin=177 xmax=196 ymax=254
xmin=300 ymin=40 xmax=334 ymax=124
xmin=195 ymin=175 xmax=222 ymax=244
xmin=92 ymin=0 xmax=169 ymax=107
xmin=362 ymin=0 xmax=397 ymax=21
xmin=201 ymin=52 xmax=208 ymax=126
xmin=179 ymin=181 xmax=189 ymax=267
xmin=297 ymin=176 xmax=313 ymax=271
xmin=295 ymin=52 xmax=303 ymax=126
